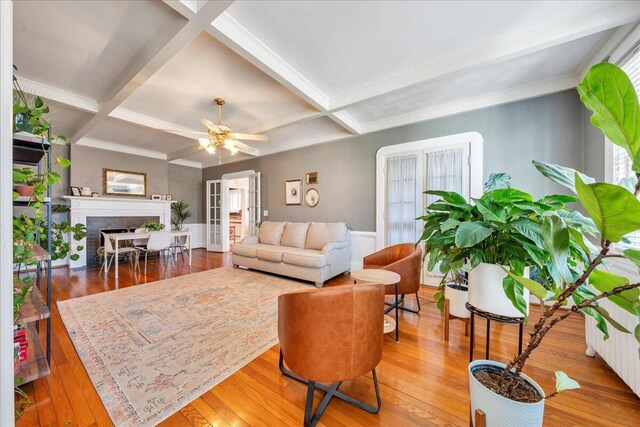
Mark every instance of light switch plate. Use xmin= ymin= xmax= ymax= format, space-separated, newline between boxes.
xmin=263 ymin=210 xmax=268 ymax=217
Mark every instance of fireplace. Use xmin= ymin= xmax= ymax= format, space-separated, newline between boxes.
xmin=85 ymin=217 xmax=159 ymax=268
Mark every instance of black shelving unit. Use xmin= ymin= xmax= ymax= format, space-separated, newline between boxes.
xmin=13 ymin=132 xmax=52 ymax=385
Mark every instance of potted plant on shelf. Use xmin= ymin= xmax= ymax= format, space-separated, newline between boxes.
xmin=422 ymin=62 xmax=640 ymax=426
xmin=142 ymin=221 xmax=165 ymax=232
xmin=171 ymin=200 xmax=192 ymax=231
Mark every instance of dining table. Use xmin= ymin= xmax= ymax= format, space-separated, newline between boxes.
xmin=104 ymin=230 xmax=192 ymax=279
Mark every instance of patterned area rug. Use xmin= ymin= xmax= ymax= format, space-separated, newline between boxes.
xmin=58 ymin=267 xmax=308 ymax=426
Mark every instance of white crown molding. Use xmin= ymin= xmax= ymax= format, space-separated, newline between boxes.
xmin=15 ymin=76 xmax=99 ymax=113
xmin=360 ymin=74 xmax=579 ymax=134
xmin=209 ymin=13 xmax=330 ymax=111
xmin=328 ymin=1 xmax=640 ymax=111
xmin=330 ymin=110 xmax=363 ymax=134
xmin=257 ymin=132 xmax=352 ymax=156
xmin=239 ymin=110 xmax=324 ymax=135
xmin=109 ymin=108 xmax=201 ymax=140
xmin=76 ymin=137 xmax=168 ymax=160
xmin=168 ymin=158 xmax=203 ymax=168
xmin=578 ymin=22 xmax=639 ymax=77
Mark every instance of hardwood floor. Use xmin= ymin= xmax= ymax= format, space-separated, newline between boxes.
xmin=16 ymin=249 xmax=640 ymax=426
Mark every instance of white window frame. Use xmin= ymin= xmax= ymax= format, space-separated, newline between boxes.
xmin=375 ymin=131 xmax=483 ymax=250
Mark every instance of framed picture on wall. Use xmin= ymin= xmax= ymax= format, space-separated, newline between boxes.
xmin=305 ymin=172 xmax=318 ymax=184
xmin=70 ymin=186 xmax=81 ymax=197
xmin=285 ymin=180 xmax=302 ymax=205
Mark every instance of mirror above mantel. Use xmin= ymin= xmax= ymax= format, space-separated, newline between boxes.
xmin=102 ymin=168 xmax=146 ymax=197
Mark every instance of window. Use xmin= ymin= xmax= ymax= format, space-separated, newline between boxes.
xmin=386 ymin=154 xmax=419 ymax=245
xmin=613 ymin=45 xmax=640 ymax=246
xmin=229 ymin=190 xmax=241 ymax=212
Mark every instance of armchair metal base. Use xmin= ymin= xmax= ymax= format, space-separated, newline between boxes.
xmin=385 ymin=292 xmax=421 ymax=314
xmin=279 ymin=351 xmax=381 ymax=427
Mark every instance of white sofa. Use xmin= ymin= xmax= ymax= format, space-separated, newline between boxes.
xmin=231 ymin=221 xmax=351 ymax=287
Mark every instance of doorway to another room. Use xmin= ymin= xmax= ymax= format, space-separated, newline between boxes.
xmin=206 ymin=170 xmax=261 ymax=253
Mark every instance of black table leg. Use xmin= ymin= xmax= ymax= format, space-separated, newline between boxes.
xmin=518 ymin=321 xmax=524 ymax=355
xmin=395 ymin=282 xmax=399 ymax=343
xmin=469 ymin=311 xmax=475 ymax=361
xmin=485 ymin=319 xmax=490 ymax=360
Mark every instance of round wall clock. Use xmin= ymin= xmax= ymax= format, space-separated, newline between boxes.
xmin=305 ymin=188 xmax=320 ymax=207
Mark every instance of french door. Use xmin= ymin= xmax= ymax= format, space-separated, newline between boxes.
xmin=207 ymin=172 xmax=261 ymax=252
xmin=206 ymin=180 xmax=224 ymax=252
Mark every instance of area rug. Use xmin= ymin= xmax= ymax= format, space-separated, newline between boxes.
xmin=58 ymin=267 xmax=308 ymax=426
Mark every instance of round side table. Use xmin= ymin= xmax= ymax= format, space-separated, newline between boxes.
xmin=351 ymin=269 xmax=401 ymax=342
xmin=466 ymin=302 xmax=525 ymax=362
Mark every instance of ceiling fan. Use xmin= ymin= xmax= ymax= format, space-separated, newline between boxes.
xmin=164 ymin=98 xmax=268 ymax=156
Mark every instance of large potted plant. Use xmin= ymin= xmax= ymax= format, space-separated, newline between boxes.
xmin=171 ymin=200 xmax=192 ymax=231
xmin=419 ymin=178 xmax=588 ymax=318
xmin=429 ymin=63 xmax=640 ymax=426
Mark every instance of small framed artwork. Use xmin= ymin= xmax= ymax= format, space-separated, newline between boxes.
xmin=305 ymin=172 xmax=318 ymax=185
xmin=285 ymin=179 xmax=302 ymax=205
xmin=161 ymin=195 xmax=167 ymax=200
xmin=70 ymin=186 xmax=81 ymax=196
xmin=305 ymin=188 xmax=319 ymax=207
xmin=151 ymin=194 xmax=161 ymax=201
xmin=166 ymin=194 xmax=173 ymax=201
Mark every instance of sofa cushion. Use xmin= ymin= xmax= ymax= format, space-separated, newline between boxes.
xmin=280 ymin=222 xmax=310 ymax=248
xmin=258 ymin=221 xmax=286 ymax=245
xmin=305 ymin=222 xmax=348 ymax=250
xmin=230 ymin=243 xmax=257 ymax=258
xmin=256 ymin=246 xmax=284 ymax=262
xmin=283 ymin=249 xmax=328 ymax=268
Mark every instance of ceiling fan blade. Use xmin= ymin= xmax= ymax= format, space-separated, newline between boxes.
xmin=233 ymin=140 xmax=258 ymax=155
xmin=160 ymin=129 xmax=209 ymax=136
xmin=201 ymin=118 xmax=220 ymax=132
xmin=233 ymin=132 xmax=268 ymax=142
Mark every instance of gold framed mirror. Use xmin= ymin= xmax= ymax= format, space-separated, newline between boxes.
xmin=102 ymin=168 xmax=147 ymax=197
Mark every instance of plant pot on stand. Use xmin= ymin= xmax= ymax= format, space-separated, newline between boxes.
xmin=468 ymin=263 xmax=530 ymax=317
xmin=444 ymin=282 xmax=469 ymax=340
xmin=14 ymin=185 xmax=34 ymax=197
xmin=469 ymin=359 xmax=545 ymax=427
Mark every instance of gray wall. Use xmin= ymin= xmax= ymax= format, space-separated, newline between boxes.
xmin=69 ymin=145 xmax=203 ymax=223
xmin=582 ymin=105 xmax=606 ymax=181
xmin=203 ymin=90 xmax=584 ymax=231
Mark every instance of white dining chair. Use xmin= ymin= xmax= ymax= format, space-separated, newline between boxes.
xmin=100 ymin=232 xmax=140 ymax=276
xmin=132 ymin=227 xmax=148 ymax=250
xmin=170 ymin=228 xmax=189 ymax=260
xmin=144 ymin=231 xmax=174 ymax=275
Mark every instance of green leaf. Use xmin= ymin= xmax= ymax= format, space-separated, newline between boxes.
xmin=454 ymin=222 xmax=493 ymax=248
xmin=501 ymin=267 xmax=548 ymax=300
xmin=474 ymin=198 xmax=506 ymax=223
xmin=575 ymin=174 xmax=640 ymax=242
xmin=511 ymin=219 xmax=545 ymax=248
xmin=555 ymin=371 xmax=580 ymax=393
xmin=588 ymin=269 xmax=639 ymax=315
xmin=57 ymin=157 xmax=71 ymax=168
xmin=542 ymin=213 xmax=572 ymax=284
xmin=593 ymin=306 xmax=630 ymax=334
xmin=483 ymin=172 xmax=511 ymax=192
xmin=488 ymin=188 xmax=533 ymax=203
xmin=532 ymin=160 xmax=595 ymax=193
xmin=578 ymin=63 xmax=640 ymax=172
xmin=539 ymin=194 xmax=578 ymax=206
xmin=34 ymin=96 xmax=43 ymax=108
xmin=440 ymin=218 xmax=461 ymax=232
xmin=502 ymin=276 xmax=528 ymax=316
xmin=425 ymin=190 xmax=472 ymax=210
xmin=623 ymin=249 xmax=640 ymax=272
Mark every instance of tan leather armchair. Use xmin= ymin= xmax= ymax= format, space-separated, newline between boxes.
xmin=363 ymin=243 xmax=423 ymax=314
xmin=278 ymin=284 xmax=385 ymax=427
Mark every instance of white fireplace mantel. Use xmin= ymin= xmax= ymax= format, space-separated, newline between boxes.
xmin=63 ymin=196 xmax=174 ymax=269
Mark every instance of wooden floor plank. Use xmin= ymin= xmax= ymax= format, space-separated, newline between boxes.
xmin=14 ymin=249 xmax=640 ymax=427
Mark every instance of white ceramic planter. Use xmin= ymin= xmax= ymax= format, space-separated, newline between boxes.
xmin=469 ymin=359 xmax=545 ymax=427
xmin=468 ymin=263 xmax=530 ymax=317
xmin=445 ymin=283 xmax=469 ymax=318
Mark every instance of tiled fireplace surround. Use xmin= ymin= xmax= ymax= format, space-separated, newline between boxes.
xmin=85 ymin=216 xmax=159 ymax=268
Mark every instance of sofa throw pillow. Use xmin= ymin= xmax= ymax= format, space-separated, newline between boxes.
xmin=258 ymin=221 xmax=286 ymax=245
xmin=305 ymin=222 xmax=348 ymax=250
xmin=280 ymin=222 xmax=310 ymax=248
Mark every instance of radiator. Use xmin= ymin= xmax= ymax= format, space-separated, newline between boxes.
xmin=585 ymin=297 xmax=640 ymax=397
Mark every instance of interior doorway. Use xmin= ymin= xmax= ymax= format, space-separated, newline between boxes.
xmin=206 ymin=170 xmax=261 ymax=252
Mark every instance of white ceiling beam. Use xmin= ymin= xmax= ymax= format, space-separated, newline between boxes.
xmin=360 ymin=74 xmax=579 ymax=134
xmin=239 ymin=110 xmax=324 ymax=134
xmin=108 ymin=108 xmax=201 ymax=140
xmin=76 ymin=137 xmax=168 ymax=160
xmin=69 ymin=0 xmax=234 ymax=144
xmin=15 ymin=77 xmax=98 ymax=113
xmin=327 ymin=111 xmax=362 ymax=135
xmin=329 ymin=2 xmax=640 ymax=111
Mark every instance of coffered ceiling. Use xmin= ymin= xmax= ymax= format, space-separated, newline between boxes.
xmin=12 ymin=0 xmax=640 ymax=168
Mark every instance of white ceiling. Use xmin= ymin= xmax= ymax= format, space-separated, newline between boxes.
xmin=12 ymin=0 xmax=640 ymax=168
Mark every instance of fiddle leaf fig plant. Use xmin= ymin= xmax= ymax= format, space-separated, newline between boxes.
xmin=420 ymin=62 xmax=640 ymax=403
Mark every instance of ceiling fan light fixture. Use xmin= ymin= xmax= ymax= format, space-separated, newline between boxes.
xmin=199 ymin=137 xmax=210 ymax=148
xmin=206 ymin=145 xmax=216 ymax=155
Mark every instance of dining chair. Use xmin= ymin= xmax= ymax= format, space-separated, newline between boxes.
xmin=132 ymin=227 xmax=148 ymax=250
xmin=170 ymin=228 xmax=189 ymax=260
xmin=99 ymin=232 xmax=140 ymax=276
xmin=144 ymin=231 xmax=174 ymax=275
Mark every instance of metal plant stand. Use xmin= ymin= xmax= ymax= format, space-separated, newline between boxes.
xmin=466 ymin=302 xmax=525 ymax=362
